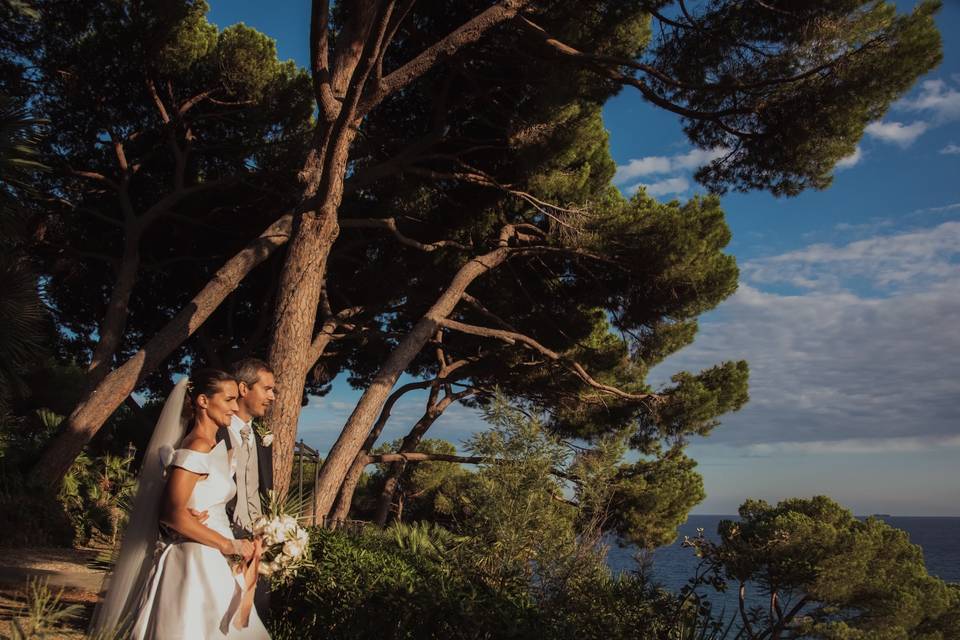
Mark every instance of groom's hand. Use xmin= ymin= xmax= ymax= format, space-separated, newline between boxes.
xmin=188 ymin=508 xmax=209 ymax=524
xmin=235 ymin=539 xmax=255 ymax=561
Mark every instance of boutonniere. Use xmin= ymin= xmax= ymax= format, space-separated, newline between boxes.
xmin=253 ymin=419 xmax=273 ymax=447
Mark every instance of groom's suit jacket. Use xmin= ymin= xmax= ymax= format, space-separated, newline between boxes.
xmin=215 ymin=422 xmax=273 ymax=526
xmin=215 ymin=422 xmax=274 ymax=621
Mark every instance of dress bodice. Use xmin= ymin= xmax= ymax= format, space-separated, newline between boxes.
xmin=165 ymin=440 xmax=237 ymax=537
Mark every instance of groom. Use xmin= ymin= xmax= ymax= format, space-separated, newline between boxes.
xmin=219 ymin=357 xmax=276 ymax=618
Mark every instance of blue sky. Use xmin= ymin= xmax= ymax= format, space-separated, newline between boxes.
xmin=207 ymin=2 xmax=960 ymax=516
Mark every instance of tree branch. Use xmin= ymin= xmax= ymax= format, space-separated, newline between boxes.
xmin=461 ymin=292 xmax=518 ymax=332
xmin=339 ymin=217 xmax=469 ymax=252
xmin=178 ymin=88 xmax=220 ymax=116
xmin=374 ymin=0 xmax=417 ymax=83
xmin=145 ymin=75 xmax=172 ymax=124
xmin=359 ymin=0 xmax=533 ymax=115
xmin=307 ymin=305 xmax=365 ymax=369
xmin=440 ymin=318 xmax=658 ymax=403
xmin=139 ymin=177 xmax=241 ymax=228
xmin=68 ymin=168 xmax=119 ymax=191
xmin=311 ymin=0 xmax=338 ymax=121
xmin=365 ymin=452 xmax=478 ymax=465
xmin=401 ymin=164 xmax=582 ymax=230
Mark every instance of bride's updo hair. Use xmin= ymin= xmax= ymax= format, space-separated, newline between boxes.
xmin=182 ymin=368 xmax=236 ymax=420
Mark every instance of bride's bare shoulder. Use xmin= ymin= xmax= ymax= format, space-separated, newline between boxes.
xmin=179 ymin=434 xmax=216 ymax=453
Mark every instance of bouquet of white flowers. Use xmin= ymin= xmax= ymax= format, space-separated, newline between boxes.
xmin=251 ymin=513 xmax=311 ymax=578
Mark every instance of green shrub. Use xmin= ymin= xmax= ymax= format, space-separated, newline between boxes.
xmin=270 ymin=527 xmax=539 ymax=640
xmin=270 ymin=526 xmax=739 ymax=640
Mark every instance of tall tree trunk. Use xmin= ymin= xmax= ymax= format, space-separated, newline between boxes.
xmin=267 ymin=0 xmax=393 ymax=499
xmin=86 ymin=231 xmax=141 ymax=389
xmin=33 ymin=214 xmax=293 ymax=488
xmin=267 ymin=127 xmax=358 ymax=500
xmin=311 ymin=245 xmax=512 ymax=521
xmin=329 ymin=380 xmax=432 ymax=522
xmin=266 ymin=205 xmax=340 ymax=501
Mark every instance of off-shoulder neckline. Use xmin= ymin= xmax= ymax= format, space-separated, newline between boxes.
xmin=176 ymin=439 xmax=226 ymax=456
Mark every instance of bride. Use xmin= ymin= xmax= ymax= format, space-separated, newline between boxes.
xmin=91 ymin=369 xmax=270 ymax=639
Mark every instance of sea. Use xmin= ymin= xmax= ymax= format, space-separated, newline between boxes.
xmin=606 ymin=515 xmax=960 ymax=615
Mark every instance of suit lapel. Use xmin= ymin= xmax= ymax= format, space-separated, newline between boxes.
xmin=218 ymin=425 xmax=237 ymax=518
xmin=257 ymin=441 xmax=273 ymax=498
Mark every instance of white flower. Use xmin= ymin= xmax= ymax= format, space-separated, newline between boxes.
xmin=283 ymin=539 xmax=306 ymax=558
xmin=261 ymin=434 xmax=273 ymax=447
xmin=295 ymin=527 xmax=309 ymax=545
xmin=257 ymin=518 xmax=285 ymax=545
xmin=258 ymin=560 xmax=275 ymax=576
xmin=252 ymin=516 xmax=270 ymax=536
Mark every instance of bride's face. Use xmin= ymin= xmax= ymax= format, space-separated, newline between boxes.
xmin=198 ymin=381 xmax=240 ymax=428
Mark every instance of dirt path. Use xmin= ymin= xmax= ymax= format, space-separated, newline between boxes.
xmin=0 ymin=547 xmax=105 ymax=639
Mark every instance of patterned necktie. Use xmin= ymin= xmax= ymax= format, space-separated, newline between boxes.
xmin=239 ymin=425 xmax=252 ymax=450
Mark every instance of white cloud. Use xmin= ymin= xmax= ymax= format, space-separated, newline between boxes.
xmin=864 ymin=79 xmax=960 ymax=149
xmin=613 ymin=147 xmax=728 ymax=185
xmin=864 ymin=120 xmax=929 ymax=147
xmin=833 ymin=218 xmax=893 ymax=234
xmin=652 ymin=222 xmax=960 ymax=449
xmin=941 ymin=144 xmax=960 ymax=155
xmin=613 ymin=156 xmax=672 ymax=183
xmin=630 ymin=176 xmax=690 ymax=197
xmin=911 ymin=202 xmax=960 ymax=216
xmin=896 ymin=79 xmax=960 ymax=124
xmin=744 ymin=221 xmax=960 ymax=291
xmin=834 ymin=145 xmax=863 ymax=170
xmin=671 ymin=147 xmax=729 ymax=171
xmin=745 ymin=434 xmax=960 ymax=457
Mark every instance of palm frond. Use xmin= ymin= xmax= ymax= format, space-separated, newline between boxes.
xmin=0 ymin=256 xmax=48 ymax=400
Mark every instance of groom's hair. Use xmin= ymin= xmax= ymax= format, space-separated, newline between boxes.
xmin=228 ymin=358 xmax=273 ymax=387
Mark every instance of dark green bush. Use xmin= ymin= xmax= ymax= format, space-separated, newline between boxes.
xmin=270 ymin=527 xmax=732 ymax=640
xmin=270 ymin=527 xmax=539 ymax=640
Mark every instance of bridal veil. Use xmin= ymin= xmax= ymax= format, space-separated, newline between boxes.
xmin=89 ymin=377 xmax=189 ymax=635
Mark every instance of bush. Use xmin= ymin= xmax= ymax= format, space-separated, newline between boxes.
xmin=270 ymin=526 xmax=738 ymax=640
xmin=0 ymin=472 xmax=74 ymax=548
xmin=270 ymin=527 xmax=539 ymax=640
xmin=1 ymin=403 xmax=139 ymax=547
xmin=60 ymin=451 xmax=137 ymax=545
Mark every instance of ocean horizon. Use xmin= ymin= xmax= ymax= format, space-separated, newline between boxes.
xmin=606 ymin=514 xmax=960 ymax=614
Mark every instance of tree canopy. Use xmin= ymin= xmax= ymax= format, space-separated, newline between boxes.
xmin=0 ymin=1 xmax=943 ymax=549
xmin=687 ymin=496 xmax=960 ymax=639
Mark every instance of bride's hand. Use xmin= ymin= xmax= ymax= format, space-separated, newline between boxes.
xmin=222 ymin=538 xmax=255 ymax=561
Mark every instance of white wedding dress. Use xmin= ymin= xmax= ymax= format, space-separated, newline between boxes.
xmin=129 ymin=439 xmax=270 ymax=639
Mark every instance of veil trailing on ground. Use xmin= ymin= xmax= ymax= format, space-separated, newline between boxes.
xmin=90 ymin=377 xmax=190 ymax=635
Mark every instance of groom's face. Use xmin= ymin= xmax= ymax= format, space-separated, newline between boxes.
xmin=239 ymin=370 xmax=276 ymax=418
